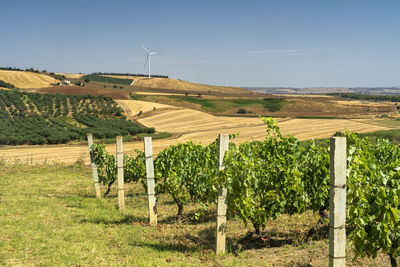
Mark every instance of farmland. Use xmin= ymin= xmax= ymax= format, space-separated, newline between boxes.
xmin=0 ymin=131 xmax=395 ymax=266
xmin=2 ymin=71 xmax=400 ymax=266
xmin=0 ymin=103 xmax=391 ymax=164
xmin=0 ymin=69 xmax=398 ymax=163
xmin=0 ymin=70 xmax=56 ymax=89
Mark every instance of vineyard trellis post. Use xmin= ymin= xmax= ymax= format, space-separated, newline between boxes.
xmin=144 ymin=137 xmax=157 ymax=225
xmin=116 ymin=136 xmax=125 ymax=210
xmin=87 ymin=133 xmax=101 ymax=198
xmin=216 ymin=133 xmax=229 ymax=254
xmin=329 ymin=137 xmax=347 ymax=267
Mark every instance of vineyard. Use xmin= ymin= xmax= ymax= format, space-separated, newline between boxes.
xmin=91 ymin=118 xmax=400 ymax=266
xmin=0 ymin=89 xmax=154 ymax=145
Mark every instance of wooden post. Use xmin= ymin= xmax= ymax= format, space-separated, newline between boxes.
xmin=216 ymin=134 xmax=229 ymax=254
xmin=116 ymin=136 xmax=125 ymax=210
xmin=144 ymin=137 xmax=157 ymax=225
xmin=87 ymin=133 xmax=101 ymax=198
xmin=329 ymin=137 xmax=347 ymax=267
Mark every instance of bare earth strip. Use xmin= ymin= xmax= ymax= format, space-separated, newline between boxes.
xmin=0 ymin=102 xmax=389 ymax=164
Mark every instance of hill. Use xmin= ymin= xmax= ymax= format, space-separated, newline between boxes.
xmin=0 ymin=89 xmax=153 ymax=145
xmin=105 ymin=75 xmax=251 ymax=94
xmin=0 ymin=70 xmax=57 ymax=88
xmin=55 ymin=73 xmax=83 ymax=79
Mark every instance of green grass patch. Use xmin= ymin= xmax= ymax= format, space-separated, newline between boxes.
xmin=168 ymin=96 xmax=287 ymax=113
xmin=299 ymin=129 xmax=400 ymax=147
xmin=0 ymin=163 xmax=391 ymax=266
xmin=136 ymin=132 xmax=172 ymax=140
xmin=131 ymin=95 xmax=287 ymax=113
xmin=82 ymin=74 xmax=133 ymax=85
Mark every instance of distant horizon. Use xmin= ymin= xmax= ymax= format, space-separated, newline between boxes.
xmin=2 ymin=65 xmax=400 ymax=89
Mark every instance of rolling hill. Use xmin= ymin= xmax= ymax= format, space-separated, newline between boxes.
xmin=105 ymin=75 xmax=251 ymax=94
xmin=0 ymin=70 xmax=57 ymax=88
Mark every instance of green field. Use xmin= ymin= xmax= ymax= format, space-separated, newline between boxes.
xmin=0 ymin=163 xmax=392 ymax=266
xmin=131 ymin=95 xmax=287 ymax=113
xmin=82 ymin=74 xmax=133 ymax=85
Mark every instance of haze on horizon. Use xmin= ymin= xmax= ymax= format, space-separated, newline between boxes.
xmin=1 ymin=0 xmax=399 ymax=88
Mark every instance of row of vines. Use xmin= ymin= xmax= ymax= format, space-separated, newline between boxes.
xmin=0 ymin=89 xmax=154 ymax=145
xmin=92 ymin=118 xmax=400 ymax=265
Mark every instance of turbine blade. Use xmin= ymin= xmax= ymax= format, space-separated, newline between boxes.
xmin=144 ymin=55 xmax=149 ymax=68
xmin=150 ymin=51 xmax=159 ymax=55
xmin=142 ymin=45 xmax=150 ymax=53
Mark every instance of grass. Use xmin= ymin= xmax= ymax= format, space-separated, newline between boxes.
xmin=136 ymin=132 xmax=172 ymax=140
xmin=359 ymin=129 xmax=400 ymax=145
xmin=131 ymin=95 xmax=288 ymax=113
xmin=360 ymin=117 xmax=400 ymax=128
xmin=0 ymin=163 xmax=394 ymax=266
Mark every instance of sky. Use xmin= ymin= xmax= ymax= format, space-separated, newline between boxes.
xmin=1 ymin=0 xmax=400 ymax=87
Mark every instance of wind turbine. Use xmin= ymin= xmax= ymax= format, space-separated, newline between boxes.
xmin=142 ymin=45 xmax=159 ymax=79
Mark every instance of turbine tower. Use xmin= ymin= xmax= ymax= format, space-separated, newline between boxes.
xmin=142 ymin=45 xmax=159 ymax=79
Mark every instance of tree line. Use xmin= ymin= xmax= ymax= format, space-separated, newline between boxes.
xmin=330 ymin=93 xmax=400 ymax=102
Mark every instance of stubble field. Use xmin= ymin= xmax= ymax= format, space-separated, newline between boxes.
xmin=0 ymin=70 xmax=56 ymax=88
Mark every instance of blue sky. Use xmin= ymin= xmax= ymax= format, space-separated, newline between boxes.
xmin=1 ymin=0 xmax=399 ymax=87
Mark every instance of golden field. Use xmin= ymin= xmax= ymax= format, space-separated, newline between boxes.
xmin=0 ymin=70 xmax=56 ymax=88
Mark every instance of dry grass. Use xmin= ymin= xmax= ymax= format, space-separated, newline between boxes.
xmin=0 ymin=164 xmax=395 ymax=266
xmin=56 ymin=73 xmax=84 ymax=79
xmin=0 ymin=70 xmax=56 ymax=88
xmin=179 ymin=80 xmax=250 ymax=94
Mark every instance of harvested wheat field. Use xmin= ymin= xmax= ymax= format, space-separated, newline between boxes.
xmin=0 ymin=70 xmax=56 ymax=88
xmin=108 ymin=75 xmax=250 ymax=94
xmin=179 ymin=79 xmax=251 ymax=94
xmin=116 ymin=99 xmax=172 ymax=116
xmin=0 ymin=101 xmax=390 ymax=165
xmin=138 ymin=108 xmax=389 ymax=143
xmin=56 ymin=73 xmax=84 ymax=79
